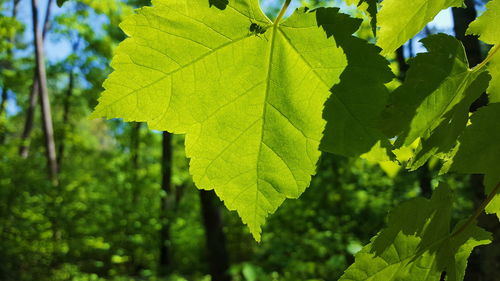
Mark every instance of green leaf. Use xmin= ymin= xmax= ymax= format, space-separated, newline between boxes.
xmin=91 ymin=0 xmax=347 ymax=240
xmin=446 ymin=103 xmax=500 ymax=177
xmin=377 ymin=0 xmax=463 ymax=55
xmin=466 ymin=0 xmax=500 ymax=102
xmin=363 ymin=0 xmax=378 ymax=36
xmin=380 ymin=34 xmax=490 ymax=170
xmin=344 ymin=0 xmax=378 ymax=36
xmin=316 ymin=8 xmax=393 ymax=157
xmin=484 ymin=174 xmax=500 ymax=221
xmin=339 ymin=184 xmax=491 ymax=281
xmin=444 ymin=104 xmax=500 ymax=220
xmin=446 ymin=104 xmax=500 ymax=220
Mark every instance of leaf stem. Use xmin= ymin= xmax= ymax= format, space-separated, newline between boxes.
xmin=472 ymin=44 xmax=500 ymax=72
xmin=274 ymin=0 xmax=292 ymax=25
xmin=451 ymin=181 xmax=500 ymax=237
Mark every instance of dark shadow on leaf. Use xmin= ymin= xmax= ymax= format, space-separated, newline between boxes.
xmin=409 ymin=72 xmax=490 ymax=170
xmin=209 ymin=0 xmax=228 ymax=10
xmin=379 ymin=34 xmax=482 ymax=151
xmin=315 ymin=8 xmax=394 ymax=158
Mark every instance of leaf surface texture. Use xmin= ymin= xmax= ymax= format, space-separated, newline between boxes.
xmin=377 ymin=0 xmax=463 ymax=55
xmin=91 ymin=0 xmax=347 ymax=240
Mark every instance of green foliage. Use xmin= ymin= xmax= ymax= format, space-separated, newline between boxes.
xmin=377 ymin=0 xmax=464 ymax=55
xmin=466 ymin=0 xmax=500 ymax=102
xmin=344 ymin=0 xmax=378 ymax=36
xmin=446 ymin=104 xmax=500 ymax=219
xmin=447 ymin=104 xmax=500 ymax=180
xmin=2 ymin=0 xmax=500 ymax=280
xmin=381 ymin=34 xmax=490 ymax=170
xmin=91 ymin=0 xmax=349 ymax=240
xmin=339 ymin=184 xmax=491 ymax=281
xmin=316 ymin=7 xmax=393 ymax=157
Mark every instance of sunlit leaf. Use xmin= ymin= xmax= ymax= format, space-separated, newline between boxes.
xmin=91 ymin=0 xmax=347 ymax=240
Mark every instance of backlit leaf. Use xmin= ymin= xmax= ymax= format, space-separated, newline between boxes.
xmin=377 ymin=0 xmax=463 ymax=55
xmin=466 ymin=0 xmax=500 ymax=102
xmin=91 ymin=0 xmax=347 ymax=240
xmin=447 ymin=104 xmax=500 ymax=220
xmin=380 ymin=34 xmax=490 ymax=170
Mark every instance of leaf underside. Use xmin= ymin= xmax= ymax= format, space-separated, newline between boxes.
xmin=377 ymin=0 xmax=463 ymax=55
xmin=91 ymin=0 xmax=348 ymax=240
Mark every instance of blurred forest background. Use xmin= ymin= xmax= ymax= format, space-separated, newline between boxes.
xmin=0 ymin=0 xmax=499 ymax=280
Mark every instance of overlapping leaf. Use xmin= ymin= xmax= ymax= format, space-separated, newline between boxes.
xmin=91 ymin=0 xmax=348 ymax=240
xmin=467 ymin=0 xmax=500 ymax=102
xmin=377 ymin=0 xmax=463 ymax=55
xmin=316 ymin=8 xmax=393 ymax=157
xmin=339 ymin=184 xmax=491 ymax=281
xmin=484 ymin=174 xmax=500 ymax=221
xmin=344 ymin=0 xmax=378 ymax=35
xmin=380 ymin=34 xmax=490 ymax=170
xmin=446 ymin=104 xmax=500 ymax=220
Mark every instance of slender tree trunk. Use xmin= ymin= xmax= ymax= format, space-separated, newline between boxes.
xmin=174 ymin=183 xmax=185 ymax=211
xmin=417 ymin=166 xmax=432 ymax=198
xmin=31 ymin=0 xmax=58 ymax=184
xmin=0 ymin=87 xmax=7 ymax=119
xmin=130 ymin=122 xmax=141 ymax=190
xmin=57 ymin=37 xmax=79 ymax=168
xmin=57 ymin=68 xmax=74 ymax=168
xmin=126 ymin=122 xmax=142 ymax=274
xmin=19 ymin=0 xmax=53 ymax=158
xmin=158 ymin=132 xmax=173 ymax=276
xmin=453 ymin=0 xmax=482 ymax=68
xmin=395 ymin=46 xmax=409 ymax=81
xmin=453 ymin=0 xmax=488 ymax=111
xmin=199 ymin=190 xmax=230 ymax=281
xmin=0 ymin=88 xmax=6 ymax=118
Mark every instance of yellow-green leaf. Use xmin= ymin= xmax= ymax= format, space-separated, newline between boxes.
xmin=377 ymin=0 xmax=463 ymax=55
xmin=91 ymin=0 xmax=347 ymax=240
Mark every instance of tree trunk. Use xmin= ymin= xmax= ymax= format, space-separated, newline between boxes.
xmin=453 ymin=0 xmax=488 ymax=111
xmin=452 ymin=0 xmax=482 ymax=67
xmin=0 ymin=88 xmax=6 ymax=118
xmin=158 ymin=132 xmax=173 ymax=276
xmin=395 ymin=46 xmax=409 ymax=81
xmin=56 ymin=69 xmax=74 ymax=168
xmin=199 ymin=190 xmax=230 ymax=281
xmin=417 ymin=166 xmax=432 ymax=198
xmin=57 ymin=34 xmax=79 ymax=168
xmin=19 ymin=0 xmax=53 ymax=158
xmin=130 ymin=122 xmax=141 ymax=189
xmin=31 ymin=0 xmax=58 ymax=184
xmin=125 ymin=122 xmax=142 ymax=274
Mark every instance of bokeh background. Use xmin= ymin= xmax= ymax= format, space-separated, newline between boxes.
xmin=0 ymin=0 xmax=498 ymax=280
